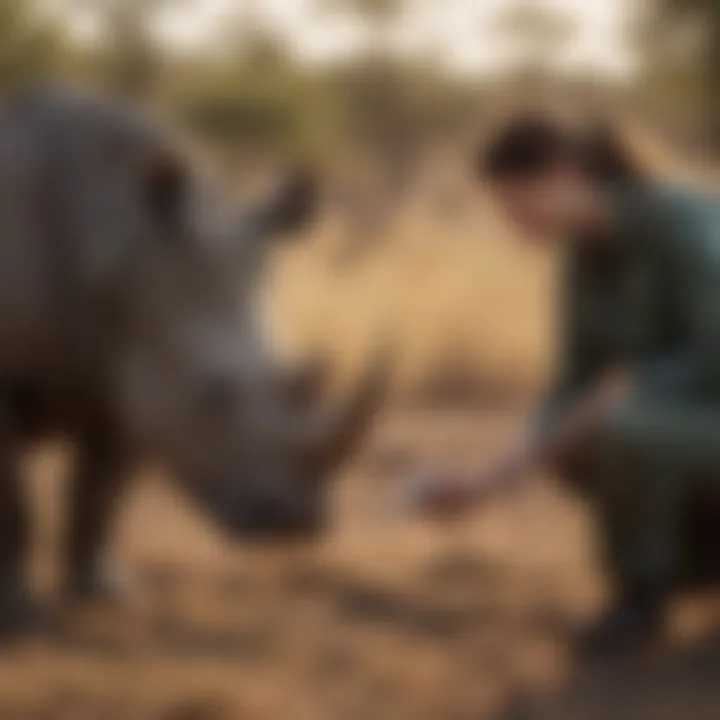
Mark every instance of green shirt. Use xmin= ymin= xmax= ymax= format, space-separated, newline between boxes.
xmin=538 ymin=183 xmax=720 ymax=432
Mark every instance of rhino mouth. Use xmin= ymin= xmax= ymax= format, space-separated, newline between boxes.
xmin=206 ymin=491 xmax=328 ymax=543
xmin=173 ymin=345 xmax=390 ymax=542
xmin=285 ymin=344 xmax=391 ymax=477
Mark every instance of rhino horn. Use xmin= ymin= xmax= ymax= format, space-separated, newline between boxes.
xmin=302 ymin=344 xmax=391 ymax=476
xmin=254 ymin=168 xmax=319 ymax=237
xmin=284 ymin=354 xmax=333 ymax=408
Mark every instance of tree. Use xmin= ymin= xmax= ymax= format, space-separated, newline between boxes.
xmin=491 ymin=0 xmax=574 ymax=90
xmin=0 ymin=0 xmax=65 ymax=91
xmin=313 ymin=0 xmax=418 ymax=220
xmin=313 ymin=0 xmax=402 ymax=59
xmin=315 ymin=0 xmax=400 ymax=24
xmin=640 ymin=0 xmax=720 ymax=151
xmin=67 ymin=0 xmax=181 ymax=99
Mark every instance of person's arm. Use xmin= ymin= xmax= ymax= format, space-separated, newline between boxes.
xmin=412 ymin=189 xmax=720 ymax=519
xmin=408 ymin=254 xmax=622 ymax=519
xmin=489 ymin=251 xmax=609 ymax=486
xmin=407 ymin=375 xmax=626 ymax=520
xmin=532 ymin=253 xmax=595 ymax=434
xmin=632 ymin=191 xmax=720 ymax=397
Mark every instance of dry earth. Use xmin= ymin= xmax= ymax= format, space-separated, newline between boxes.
xmin=0 ymin=405 xmax=719 ymax=719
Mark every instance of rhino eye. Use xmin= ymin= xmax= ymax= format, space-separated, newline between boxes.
xmin=144 ymin=153 xmax=187 ymax=235
xmin=201 ymin=373 xmax=241 ymax=417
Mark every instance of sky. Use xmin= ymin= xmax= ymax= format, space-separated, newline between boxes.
xmin=71 ymin=0 xmax=638 ymax=79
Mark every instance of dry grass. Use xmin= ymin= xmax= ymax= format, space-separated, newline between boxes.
xmin=270 ymin=186 xmax=555 ymax=402
xmin=1 ymin=126 xmax=717 ymax=719
xmin=6 ymin=409 xmax=720 ymax=720
xmin=268 ymin=118 xmax=705 ymax=404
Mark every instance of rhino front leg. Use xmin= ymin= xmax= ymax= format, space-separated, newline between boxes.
xmin=0 ymin=438 xmax=35 ymax=637
xmin=65 ymin=426 xmax=133 ymax=604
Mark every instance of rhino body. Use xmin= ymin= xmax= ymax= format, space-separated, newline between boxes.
xmin=0 ymin=86 xmax=381 ymax=632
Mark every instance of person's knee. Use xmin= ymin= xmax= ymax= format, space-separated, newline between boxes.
xmin=548 ymin=443 xmax=598 ymax=498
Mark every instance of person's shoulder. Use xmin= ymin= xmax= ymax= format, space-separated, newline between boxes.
xmin=615 ymin=182 xmax=716 ymax=247
xmin=615 ymin=181 xmax=703 ymax=219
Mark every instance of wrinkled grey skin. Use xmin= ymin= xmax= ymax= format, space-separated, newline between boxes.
xmin=0 ymin=86 xmax=383 ymax=632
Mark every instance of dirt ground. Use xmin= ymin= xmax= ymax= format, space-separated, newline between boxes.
xmin=2 ymin=404 xmax=720 ymax=720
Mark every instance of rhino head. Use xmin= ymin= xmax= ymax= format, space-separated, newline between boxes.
xmin=104 ymin=146 xmax=386 ymax=541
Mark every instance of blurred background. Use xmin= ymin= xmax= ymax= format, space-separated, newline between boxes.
xmin=4 ymin=1 xmax=720 ymax=718
xmin=8 ymin=0 xmax=707 ymax=400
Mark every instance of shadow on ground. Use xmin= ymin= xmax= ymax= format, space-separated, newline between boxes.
xmin=1 ymin=407 xmax=719 ymax=719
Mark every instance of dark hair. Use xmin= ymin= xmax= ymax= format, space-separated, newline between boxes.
xmin=480 ymin=113 xmax=641 ymax=185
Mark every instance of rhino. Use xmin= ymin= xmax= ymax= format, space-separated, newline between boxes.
xmin=0 ymin=86 xmax=384 ymax=633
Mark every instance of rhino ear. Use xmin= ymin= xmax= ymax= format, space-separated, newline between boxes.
xmin=255 ymin=169 xmax=318 ymax=238
xmin=142 ymin=149 xmax=188 ymax=235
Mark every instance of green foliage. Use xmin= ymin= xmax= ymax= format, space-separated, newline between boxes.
xmin=637 ymin=0 xmax=720 ymax=148
xmin=492 ymin=0 xmax=574 ymax=80
xmin=0 ymin=0 xmax=66 ymax=90
xmin=67 ymin=0 xmax=176 ymax=98
xmin=316 ymin=0 xmax=401 ymax=21
xmin=0 ymin=0 xmax=715 ymax=167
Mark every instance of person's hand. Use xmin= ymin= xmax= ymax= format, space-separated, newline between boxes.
xmin=400 ymin=469 xmax=493 ymax=522
xmin=419 ymin=474 xmax=479 ymax=521
xmin=400 ymin=442 xmax=537 ymax=522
